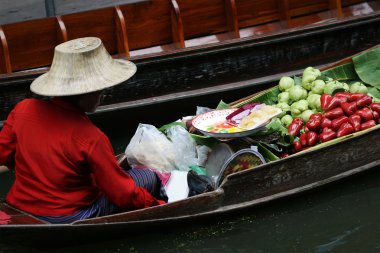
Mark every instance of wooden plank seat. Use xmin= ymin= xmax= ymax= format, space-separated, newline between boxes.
xmin=175 ymin=0 xmax=239 ymax=48
xmin=0 ymin=17 xmax=65 ymax=73
xmin=286 ymin=0 xmax=343 ymax=28
xmin=236 ymin=0 xmax=286 ymax=38
xmin=0 ymin=201 xmax=46 ymax=225
xmin=61 ymin=7 xmax=125 ymax=57
xmin=119 ymin=0 xmax=182 ymax=57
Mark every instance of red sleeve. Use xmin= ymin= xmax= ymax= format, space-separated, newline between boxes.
xmin=0 ymin=109 xmax=16 ymax=169
xmin=87 ymin=133 xmax=163 ymax=211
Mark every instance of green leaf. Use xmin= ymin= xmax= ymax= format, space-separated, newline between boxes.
xmin=189 ymin=134 xmax=217 ymax=147
xmin=265 ymin=118 xmax=289 ymax=136
xmin=159 ymin=121 xmax=186 ymax=133
xmin=322 ymin=62 xmax=359 ymax=81
xmin=216 ymin=100 xmax=231 ymax=109
xmin=257 ymin=143 xmax=280 ymax=162
xmin=353 ymin=46 xmax=380 ymax=88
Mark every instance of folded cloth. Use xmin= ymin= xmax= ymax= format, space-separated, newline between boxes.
xmin=0 ymin=211 xmax=11 ymax=225
xmin=133 ymin=166 xmax=171 ymax=186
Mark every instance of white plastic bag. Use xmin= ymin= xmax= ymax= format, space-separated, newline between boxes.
xmin=125 ymin=124 xmax=176 ymax=172
xmin=167 ymin=125 xmax=198 ymax=171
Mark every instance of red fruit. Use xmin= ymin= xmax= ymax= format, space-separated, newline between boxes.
xmin=293 ymin=141 xmax=302 ymax=153
xmin=348 ymin=93 xmax=366 ymax=102
xmin=331 ymin=116 xmax=349 ymax=132
xmin=370 ymin=103 xmax=380 ymax=114
xmin=356 ymin=95 xmax=372 ymax=108
xmin=337 ymin=122 xmax=354 ymax=137
xmin=356 ymin=108 xmax=374 ymax=122
xmin=306 ymin=113 xmax=323 ymax=132
xmin=288 ymin=118 xmax=304 ymax=137
xmin=319 ymin=130 xmax=337 ymax=142
xmin=326 ymin=96 xmax=346 ymax=110
xmin=373 ymin=111 xmax=379 ymax=121
xmin=320 ymin=117 xmax=332 ymax=129
xmin=341 ymin=101 xmax=357 ymax=116
xmin=348 ymin=114 xmax=361 ymax=132
xmin=361 ymin=120 xmax=376 ymax=130
xmin=300 ymin=133 xmax=308 ymax=147
xmin=324 ymin=107 xmax=344 ymax=120
xmin=321 ymin=94 xmax=333 ymax=111
xmin=306 ymin=131 xmax=319 ymax=146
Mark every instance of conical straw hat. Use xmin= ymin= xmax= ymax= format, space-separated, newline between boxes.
xmin=30 ymin=37 xmax=137 ymax=96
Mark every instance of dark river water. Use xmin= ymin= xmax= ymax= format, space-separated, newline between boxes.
xmin=1 ymin=123 xmax=380 ymax=252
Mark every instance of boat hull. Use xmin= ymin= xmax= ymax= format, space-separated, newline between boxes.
xmin=0 ymin=125 xmax=379 ymax=246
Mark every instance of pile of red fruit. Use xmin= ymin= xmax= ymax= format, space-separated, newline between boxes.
xmin=288 ymin=92 xmax=380 ymax=153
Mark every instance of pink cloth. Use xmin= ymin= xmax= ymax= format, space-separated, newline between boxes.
xmin=133 ymin=166 xmax=172 ymax=186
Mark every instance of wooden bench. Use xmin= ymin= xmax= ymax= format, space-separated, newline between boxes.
xmin=0 ymin=0 xmax=376 ymax=74
xmin=0 ymin=17 xmax=66 ymax=73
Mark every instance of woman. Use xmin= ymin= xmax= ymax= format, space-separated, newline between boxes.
xmin=0 ymin=37 xmax=166 ymax=223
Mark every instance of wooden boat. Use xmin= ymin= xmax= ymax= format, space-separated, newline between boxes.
xmin=1 ymin=45 xmax=380 ymax=247
xmin=1 ymin=0 xmax=380 ymax=124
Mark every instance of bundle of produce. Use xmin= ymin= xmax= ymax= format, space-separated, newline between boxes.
xmin=230 ymin=46 xmax=380 ymax=157
xmin=290 ymin=92 xmax=380 ymax=153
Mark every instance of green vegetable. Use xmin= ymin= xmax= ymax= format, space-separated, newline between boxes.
xmin=302 ymin=67 xmax=321 ymax=90
xmin=311 ymin=80 xmax=325 ymax=94
xmin=288 ymin=85 xmax=307 ymax=102
xmin=281 ymin=114 xmax=293 ymax=127
xmin=276 ymin=103 xmax=290 ymax=117
xmin=301 ymin=110 xmax=314 ymax=122
xmin=276 ymin=102 xmax=290 ymax=111
xmin=342 ymin=82 xmax=349 ymax=91
xmin=368 ymin=87 xmax=380 ymax=102
xmin=307 ymin=93 xmax=321 ymax=111
xmin=323 ymin=80 xmax=347 ymax=95
xmin=277 ymin=92 xmax=290 ymax=103
xmin=279 ymin=76 xmax=295 ymax=91
xmin=265 ymin=118 xmax=289 ymax=137
xmin=349 ymin=82 xmax=368 ymax=94
xmin=290 ymin=99 xmax=308 ymax=117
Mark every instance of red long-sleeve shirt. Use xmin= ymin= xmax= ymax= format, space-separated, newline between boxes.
xmin=0 ymin=98 xmax=162 ymax=216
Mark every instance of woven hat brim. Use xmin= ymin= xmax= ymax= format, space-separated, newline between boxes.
xmin=30 ymin=59 xmax=137 ymax=97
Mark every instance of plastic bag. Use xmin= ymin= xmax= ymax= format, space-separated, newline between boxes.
xmin=167 ymin=125 xmax=198 ymax=171
xmin=126 ymin=124 xmax=211 ymax=173
xmin=125 ymin=124 xmax=177 ymax=172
